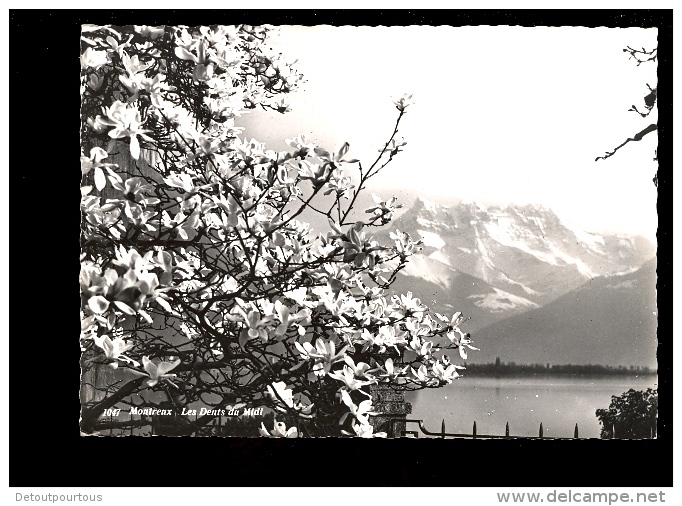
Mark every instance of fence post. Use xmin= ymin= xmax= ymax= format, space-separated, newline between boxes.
xmin=612 ymin=423 xmax=616 ymax=439
xmin=441 ymin=419 xmax=446 ymax=439
xmin=574 ymin=424 xmax=579 ymax=439
xmin=539 ymin=423 xmax=543 ymax=439
xmin=472 ymin=421 xmax=477 ymax=440
xmin=505 ymin=422 xmax=510 ymax=438
xmin=130 ymin=413 xmax=134 ymax=436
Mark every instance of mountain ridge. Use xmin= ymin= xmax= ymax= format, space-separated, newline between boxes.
xmin=382 ymin=196 xmax=654 ymax=303
xmin=472 ymin=258 xmax=658 ymax=368
xmin=377 ymin=197 xmax=656 ymax=366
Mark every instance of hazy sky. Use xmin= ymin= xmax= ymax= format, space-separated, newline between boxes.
xmin=237 ymin=25 xmax=658 ymax=241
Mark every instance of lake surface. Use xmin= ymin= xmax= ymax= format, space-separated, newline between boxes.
xmin=404 ymin=375 xmax=658 ymax=438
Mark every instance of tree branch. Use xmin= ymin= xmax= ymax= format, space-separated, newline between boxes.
xmin=595 ymin=123 xmax=657 ymax=162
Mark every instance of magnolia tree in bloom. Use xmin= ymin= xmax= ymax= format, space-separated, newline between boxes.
xmin=79 ymin=24 xmax=477 ymax=437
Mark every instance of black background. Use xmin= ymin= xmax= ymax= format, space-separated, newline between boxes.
xmin=9 ymin=8 xmax=671 ymax=487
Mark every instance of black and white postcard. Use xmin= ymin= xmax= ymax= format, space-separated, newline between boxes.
xmin=79 ymin=20 xmax=659 ymax=444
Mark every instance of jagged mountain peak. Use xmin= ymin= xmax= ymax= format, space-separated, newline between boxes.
xmin=412 ymin=195 xmax=447 ymax=215
xmin=386 ymin=196 xmax=655 ymax=306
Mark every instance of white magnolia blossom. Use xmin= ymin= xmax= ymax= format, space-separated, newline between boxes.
xmin=92 ymin=335 xmax=138 ymax=368
xmin=130 ymin=356 xmax=181 ymax=387
xmin=259 ymin=420 xmax=298 ymax=438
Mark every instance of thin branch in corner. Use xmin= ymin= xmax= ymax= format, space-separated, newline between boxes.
xmin=623 ymin=46 xmax=658 ymax=66
xmin=595 ymin=124 xmax=658 ymax=162
xmin=629 ymin=86 xmax=657 ymax=118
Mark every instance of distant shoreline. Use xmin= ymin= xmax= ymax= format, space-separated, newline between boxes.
xmin=462 ymin=362 xmax=657 ymax=378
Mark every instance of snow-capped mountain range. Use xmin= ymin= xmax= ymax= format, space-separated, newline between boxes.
xmin=380 ymin=197 xmax=657 ymax=366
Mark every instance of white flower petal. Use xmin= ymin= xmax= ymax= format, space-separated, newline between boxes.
xmin=130 ymin=136 xmax=140 ymax=160
xmin=88 ymin=296 xmax=110 ymax=314
xmin=94 ymin=167 xmax=106 ymax=191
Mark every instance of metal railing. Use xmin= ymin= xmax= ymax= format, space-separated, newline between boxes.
xmin=393 ymin=418 xmax=657 ymax=439
xmin=393 ymin=418 xmax=586 ymax=439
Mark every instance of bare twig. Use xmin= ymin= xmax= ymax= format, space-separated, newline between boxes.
xmin=595 ymin=123 xmax=658 ymax=161
xmin=623 ymin=46 xmax=657 ymax=66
